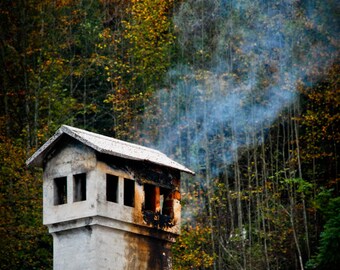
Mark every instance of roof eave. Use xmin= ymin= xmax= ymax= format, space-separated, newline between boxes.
xmin=26 ymin=125 xmax=195 ymax=175
xmin=98 ymin=148 xmax=195 ymax=175
xmin=26 ymin=127 xmax=65 ymax=167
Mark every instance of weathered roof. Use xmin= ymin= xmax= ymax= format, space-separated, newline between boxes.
xmin=26 ymin=125 xmax=194 ymax=175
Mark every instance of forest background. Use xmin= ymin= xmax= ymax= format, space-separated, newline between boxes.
xmin=0 ymin=0 xmax=339 ymax=269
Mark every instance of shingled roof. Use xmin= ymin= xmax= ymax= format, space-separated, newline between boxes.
xmin=26 ymin=125 xmax=194 ymax=175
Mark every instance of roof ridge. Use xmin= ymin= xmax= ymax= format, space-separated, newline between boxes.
xmin=62 ymin=125 xmax=164 ymax=155
xmin=26 ymin=125 xmax=194 ymax=175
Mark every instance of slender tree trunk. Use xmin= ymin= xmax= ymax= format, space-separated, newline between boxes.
xmin=261 ymin=125 xmax=270 ymax=270
xmin=287 ymin=187 xmax=304 ymax=270
xmin=21 ymin=2 xmax=31 ymax=152
xmin=282 ymin=117 xmax=288 ymax=179
xmin=203 ymin=84 xmax=216 ymax=270
xmin=231 ymin=124 xmax=246 ymax=268
xmin=246 ymin=132 xmax=253 ymax=269
xmin=293 ymin=101 xmax=310 ymax=258
xmin=1 ymin=41 xmax=10 ymax=135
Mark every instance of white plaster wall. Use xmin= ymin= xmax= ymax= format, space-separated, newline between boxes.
xmin=43 ymin=142 xmax=180 ymax=234
xmin=42 ymin=141 xmax=179 ymax=269
xmin=53 ymin=227 xmax=96 ymax=270
xmin=95 ymin=160 xmax=180 ymax=235
xmin=94 ymin=225 xmax=128 ymax=270
xmin=95 ymin=161 xmax=145 ymax=225
xmin=53 ymin=224 xmax=172 ymax=270
xmin=43 ymin=142 xmax=98 ymax=225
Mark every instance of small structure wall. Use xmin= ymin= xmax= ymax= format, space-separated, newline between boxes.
xmin=43 ymin=141 xmax=98 ymax=225
xmin=52 ymin=224 xmax=172 ymax=270
xmin=43 ymin=138 xmax=180 ymax=269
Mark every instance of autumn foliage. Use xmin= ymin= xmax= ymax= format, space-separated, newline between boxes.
xmin=0 ymin=0 xmax=339 ymax=269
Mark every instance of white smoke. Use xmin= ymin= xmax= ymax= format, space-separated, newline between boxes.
xmin=141 ymin=0 xmax=339 ymax=222
xmin=146 ymin=0 xmax=338 ymax=163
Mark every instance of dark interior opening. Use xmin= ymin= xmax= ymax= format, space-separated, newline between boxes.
xmin=144 ymin=184 xmax=172 ymax=215
xmin=124 ymin=178 xmax=135 ymax=207
xmin=106 ymin=174 xmax=118 ymax=203
xmin=144 ymin=184 xmax=157 ymax=212
xmin=74 ymin=173 xmax=86 ymax=202
xmin=161 ymin=187 xmax=172 ymax=216
xmin=54 ymin=176 xmax=67 ymax=205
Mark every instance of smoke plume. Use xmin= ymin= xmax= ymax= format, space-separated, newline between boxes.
xmin=141 ymin=0 xmax=339 ymax=222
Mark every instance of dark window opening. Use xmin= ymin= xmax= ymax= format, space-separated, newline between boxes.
xmin=144 ymin=184 xmax=172 ymax=215
xmin=124 ymin=179 xmax=135 ymax=207
xmin=144 ymin=184 xmax=158 ymax=212
xmin=161 ymin=187 xmax=172 ymax=216
xmin=74 ymin=173 xmax=86 ymax=202
xmin=106 ymin=174 xmax=118 ymax=203
xmin=54 ymin=177 xmax=67 ymax=205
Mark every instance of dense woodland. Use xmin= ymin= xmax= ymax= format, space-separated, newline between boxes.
xmin=0 ymin=0 xmax=339 ymax=269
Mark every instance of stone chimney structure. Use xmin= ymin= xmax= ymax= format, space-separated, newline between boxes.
xmin=26 ymin=125 xmax=194 ymax=270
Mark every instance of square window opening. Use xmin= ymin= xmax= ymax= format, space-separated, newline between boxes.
xmin=106 ymin=174 xmax=118 ymax=203
xmin=144 ymin=184 xmax=172 ymax=215
xmin=124 ymin=179 xmax=135 ymax=207
xmin=54 ymin=177 xmax=67 ymax=205
xmin=144 ymin=184 xmax=157 ymax=212
xmin=74 ymin=173 xmax=86 ymax=202
xmin=161 ymin=187 xmax=172 ymax=216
